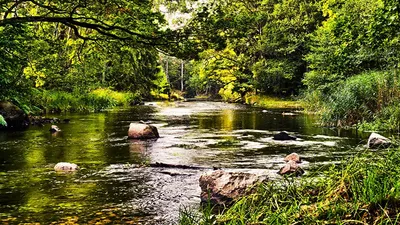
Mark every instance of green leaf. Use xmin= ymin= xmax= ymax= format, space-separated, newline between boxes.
xmin=0 ymin=115 xmax=7 ymax=127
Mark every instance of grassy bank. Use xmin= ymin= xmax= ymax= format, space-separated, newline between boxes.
xmin=26 ymin=88 xmax=140 ymax=114
xmin=180 ymin=147 xmax=400 ymax=224
xmin=245 ymin=94 xmax=302 ymax=109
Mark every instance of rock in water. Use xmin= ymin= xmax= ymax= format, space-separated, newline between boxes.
xmin=0 ymin=101 xmax=29 ymax=129
xmin=54 ymin=162 xmax=79 ymax=172
xmin=273 ymin=131 xmax=297 ymax=141
xmin=128 ymin=123 xmax=159 ymax=139
xmin=50 ymin=125 xmax=61 ymax=133
xmin=279 ymin=160 xmax=304 ymax=176
xmin=199 ymin=170 xmax=267 ymax=206
xmin=284 ymin=153 xmax=301 ymax=163
xmin=367 ymin=132 xmax=391 ymax=149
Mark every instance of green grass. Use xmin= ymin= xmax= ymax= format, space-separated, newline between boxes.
xmin=180 ymin=148 xmax=400 ymax=224
xmin=245 ymin=94 xmax=302 ymax=109
xmin=31 ymin=88 xmax=139 ymax=113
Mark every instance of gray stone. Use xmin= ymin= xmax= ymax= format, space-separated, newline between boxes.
xmin=199 ymin=170 xmax=267 ymax=206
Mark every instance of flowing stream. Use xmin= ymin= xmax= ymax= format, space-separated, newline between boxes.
xmin=0 ymin=101 xmax=366 ymax=224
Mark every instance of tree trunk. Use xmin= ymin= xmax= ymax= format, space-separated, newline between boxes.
xmin=180 ymin=60 xmax=184 ymax=92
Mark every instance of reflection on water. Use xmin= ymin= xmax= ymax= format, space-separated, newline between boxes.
xmin=0 ymin=101 xmax=365 ymax=224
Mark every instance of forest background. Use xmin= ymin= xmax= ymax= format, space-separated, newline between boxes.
xmin=1 ymin=0 xmax=400 ymax=131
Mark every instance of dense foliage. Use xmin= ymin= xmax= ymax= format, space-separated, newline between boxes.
xmin=180 ymin=0 xmax=400 ymax=129
xmin=1 ymin=0 xmax=400 ymax=128
xmin=0 ymin=0 xmax=175 ymax=112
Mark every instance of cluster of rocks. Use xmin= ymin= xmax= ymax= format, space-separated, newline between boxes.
xmin=199 ymin=152 xmax=303 ymax=206
xmin=198 ymin=132 xmax=393 ymax=207
xmin=29 ymin=116 xmax=70 ymax=126
xmin=279 ymin=153 xmax=304 ymax=176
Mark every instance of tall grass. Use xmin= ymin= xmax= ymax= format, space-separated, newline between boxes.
xmin=304 ymin=70 xmax=400 ymax=129
xmin=180 ymin=148 xmax=400 ymax=224
xmin=32 ymin=88 xmax=139 ymax=113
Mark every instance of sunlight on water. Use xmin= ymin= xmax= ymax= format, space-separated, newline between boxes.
xmin=0 ymin=101 xmax=365 ymax=224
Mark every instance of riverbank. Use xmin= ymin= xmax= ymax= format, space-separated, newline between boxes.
xmin=180 ymin=146 xmax=400 ymax=224
xmin=244 ymin=94 xmax=301 ymax=109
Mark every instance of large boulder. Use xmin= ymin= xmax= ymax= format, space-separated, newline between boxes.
xmin=54 ymin=162 xmax=79 ymax=172
xmin=0 ymin=101 xmax=29 ymax=129
xmin=199 ymin=170 xmax=267 ymax=206
xmin=279 ymin=160 xmax=304 ymax=176
xmin=273 ymin=131 xmax=297 ymax=141
xmin=367 ymin=132 xmax=391 ymax=149
xmin=128 ymin=123 xmax=159 ymax=139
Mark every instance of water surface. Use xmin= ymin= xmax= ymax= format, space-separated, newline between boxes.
xmin=0 ymin=101 xmax=365 ymax=224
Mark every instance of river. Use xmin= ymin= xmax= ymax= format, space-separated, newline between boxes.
xmin=0 ymin=101 xmax=365 ymax=224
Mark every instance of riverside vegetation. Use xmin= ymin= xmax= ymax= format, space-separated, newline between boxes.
xmin=2 ymin=0 xmax=400 ymax=132
xmin=1 ymin=0 xmax=400 ymax=224
xmin=180 ymin=147 xmax=400 ymax=225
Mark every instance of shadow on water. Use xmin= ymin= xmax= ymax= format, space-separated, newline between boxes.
xmin=0 ymin=101 xmax=367 ymax=224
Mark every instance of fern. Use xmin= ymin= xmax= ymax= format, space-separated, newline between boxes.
xmin=0 ymin=115 xmax=7 ymax=127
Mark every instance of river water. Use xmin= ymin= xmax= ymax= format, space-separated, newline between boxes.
xmin=0 ymin=101 xmax=365 ymax=224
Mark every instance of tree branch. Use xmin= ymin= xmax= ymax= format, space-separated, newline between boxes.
xmin=0 ymin=16 xmax=167 ymax=45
